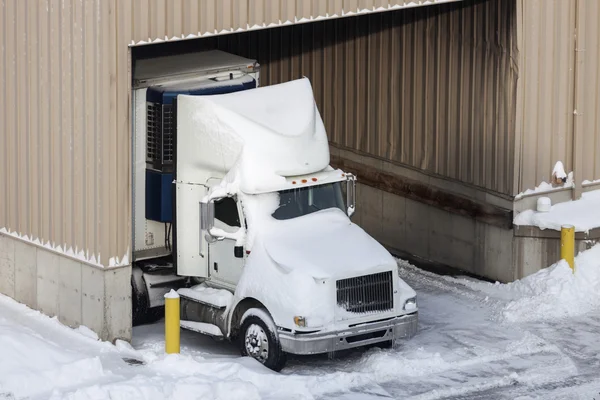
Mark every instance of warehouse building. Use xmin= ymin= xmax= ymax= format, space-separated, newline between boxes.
xmin=1 ymin=0 xmax=599 ymax=342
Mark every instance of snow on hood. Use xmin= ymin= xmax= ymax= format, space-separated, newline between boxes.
xmin=234 ymin=208 xmax=398 ymax=328
xmin=262 ymin=208 xmax=396 ymax=279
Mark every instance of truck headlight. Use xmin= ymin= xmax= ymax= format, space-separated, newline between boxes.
xmin=294 ymin=316 xmax=306 ymax=327
xmin=404 ymin=297 xmax=417 ymax=311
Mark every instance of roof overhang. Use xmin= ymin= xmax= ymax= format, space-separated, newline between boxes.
xmin=130 ymin=0 xmax=463 ymax=47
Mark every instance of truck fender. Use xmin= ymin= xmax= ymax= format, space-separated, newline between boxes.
xmin=226 ymin=297 xmax=269 ymax=340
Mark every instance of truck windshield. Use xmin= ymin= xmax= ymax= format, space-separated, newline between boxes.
xmin=271 ymin=182 xmax=346 ymax=220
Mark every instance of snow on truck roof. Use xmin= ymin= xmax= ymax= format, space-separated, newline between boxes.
xmin=176 ymin=77 xmax=331 ymax=194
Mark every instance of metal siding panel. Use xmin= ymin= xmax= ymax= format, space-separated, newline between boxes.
xmin=280 ymin=0 xmax=295 ymax=23
xmin=16 ymin=0 xmax=28 ymax=235
xmin=1 ymin=0 xmax=128 ymax=265
xmin=39 ymin=0 xmax=51 ymax=242
xmin=61 ymin=0 xmax=73 ymax=248
xmin=49 ymin=0 xmax=62 ymax=245
xmin=345 ymin=0 xmax=360 ymax=14
xmin=182 ymin=0 xmax=200 ymax=36
xmin=95 ymin=0 xmax=110 ymax=262
xmin=5 ymin=0 xmax=17 ymax=232
xmin=135 ymin=0 xmax=150 ymax=42
xmin=27 ymin=1 xmax=40 ymax=240
xmin=85 ymin=0 xmax=99 ymax=258
xmin=72 ymin=0 xmax=84 ymax=252
xmin=296 ymin=0 xmax=312 ymax=21
xmin=582 ymin=0 xmax=600 ymax=181
xmin=517 ymin=0 xmax=576 ymax=194
xmin=233 ymin=0 xmax=249 ymax=31
xmin=0 ymin=0 xmax=5 ymax=228
xmin=215 ymin=0 xmax=231 ymax=34
xmin=149 ymin=0 xmax=166 ymax=40
xmin=117 ymin=1 xmax=133 ymax=261
xmin=200 ymin=0 xmax=217 ymax=35
xmin=102 ymin=0 xmax=117 ymax=263
xmin=166 ymin=0 xmax=183 ymax=39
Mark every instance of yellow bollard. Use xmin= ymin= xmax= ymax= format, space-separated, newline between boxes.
xmin=560 ymin=224 xmax=575 ymax=272
xmin=164 ymin=289 xmax=180 ymax=354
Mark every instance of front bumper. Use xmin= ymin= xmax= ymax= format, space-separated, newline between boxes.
xmin=279 ymin=312 xmax=418 ymax=355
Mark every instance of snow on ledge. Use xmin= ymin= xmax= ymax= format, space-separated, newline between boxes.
xmin=582 ymin=179 xmax=600 ymax=186
xmin=514 ymin=172 xmax=574 ymax=200
xmin=0 ymin=228 xmax=130 ymax=269
xmin=513 ymin=189 xmax=600 ymax=233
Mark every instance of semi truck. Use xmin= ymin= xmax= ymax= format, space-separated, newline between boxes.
xmin=132 ymin=50 xmax=418 ymax=371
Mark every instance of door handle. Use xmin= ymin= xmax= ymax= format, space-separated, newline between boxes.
xmin=214 ymin=262 xmax=218 ymax=272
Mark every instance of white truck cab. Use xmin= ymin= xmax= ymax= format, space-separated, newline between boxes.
xmin=132 ymin=50 xmax=418 ymax=371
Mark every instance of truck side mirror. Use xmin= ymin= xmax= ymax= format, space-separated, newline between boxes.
xmin=234 ymin=246 xmax=244 ymax=258
xmin=200 ymin=201 xmax=215 ymax=230
xmin=346 ymin=174 xmax=356 ymax=217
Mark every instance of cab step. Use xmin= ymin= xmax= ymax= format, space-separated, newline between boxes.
xmin=180 ymin=320 xmax=224 ymax=338
xmin=177 ymin=283 xmax=233 ymax=310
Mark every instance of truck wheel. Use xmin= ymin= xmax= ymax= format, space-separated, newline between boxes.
xmin=131 ymin=269 xmax=162 ymax=326
xmin=240 ymin=311 xmax=286 ymax=372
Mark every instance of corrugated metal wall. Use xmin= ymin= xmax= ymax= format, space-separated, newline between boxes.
xmin=0 ymin=0 xmax=130 ymax=265
xmin=1 ymin=0 xmax=463 ymax=266
xmin=126 ymin=0 xmax=461 ymax=45
xmin=138 ymin=0 xmax=518 ymax=195
xmin=516 ymin=0 xmax=600 ymax=194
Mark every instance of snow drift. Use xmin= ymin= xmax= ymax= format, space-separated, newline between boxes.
xmin=448 ymin=244 xmax=600 ymax=323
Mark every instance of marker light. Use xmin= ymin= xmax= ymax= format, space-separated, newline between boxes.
xmin=294 ymin=316 xmax=306 ymax=327
xmin=312 ymin=178 xmax=318 ymax=182
xmin=301 ymin=179 xmax=307 ymax=183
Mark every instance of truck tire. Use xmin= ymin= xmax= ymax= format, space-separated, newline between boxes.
xmin=239 ymin=310 xmax=287 ymax=372
xmin=131 ymin=270 xmax=162 ymax=326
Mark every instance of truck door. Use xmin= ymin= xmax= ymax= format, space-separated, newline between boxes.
xmin=208 ymin=196 xmax=245 ymax=289
xmin=173 ymin=75 xmax=257 ymax=279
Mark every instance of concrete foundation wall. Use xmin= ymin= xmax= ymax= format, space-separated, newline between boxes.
xmin=0 ymin=233 xmax=131 ymax=342
xmin=353 ymin=182 xmax=517 ymax=283
xmin=351 ymin=174 xmax=597 ymax=282
xmin=513 ymin=227 xmax=599 ymax=278
xmin=333 ymin=146 xmax=518 ymax=282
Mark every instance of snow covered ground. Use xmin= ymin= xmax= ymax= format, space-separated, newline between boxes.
xmin=2 ymin=247 xmax=600 ymax=399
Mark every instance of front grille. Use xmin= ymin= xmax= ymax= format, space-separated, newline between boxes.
xmin=336 ymin=271 xmax=394 ymax=314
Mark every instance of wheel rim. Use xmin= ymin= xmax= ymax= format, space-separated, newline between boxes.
xmin=244 ymin=323 xmax=269 ymax=363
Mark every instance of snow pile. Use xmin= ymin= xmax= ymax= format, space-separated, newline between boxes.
xmin=500 ymin=245 xmax=600 ymax=322
xmin=448 ymin=245 xmax=600 ymax=323
xmin=0 ymin=319 xmax=106 ymax=398
xmin=514 ymin=189 xmax=600 ymax=232
xmin=552 ymin=161 xmax=567 ymax=182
